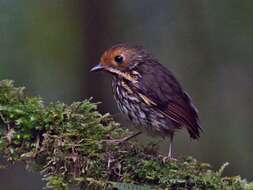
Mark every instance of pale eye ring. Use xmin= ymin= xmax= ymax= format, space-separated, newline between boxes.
xmin=114 ymin=55 xmax=124 ymax=64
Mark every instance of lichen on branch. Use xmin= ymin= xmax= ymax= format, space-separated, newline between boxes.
xmin=0 ymin=80 xmax=252 ymax=190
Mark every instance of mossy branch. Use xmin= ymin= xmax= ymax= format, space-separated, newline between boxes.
xmin=0 ymin=80 xmax=252 ymax=190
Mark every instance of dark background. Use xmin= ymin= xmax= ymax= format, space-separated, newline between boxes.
xmin=0 ymin=1 xmax=252 ymax=189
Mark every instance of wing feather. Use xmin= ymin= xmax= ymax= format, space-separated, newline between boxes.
xmin=132 ymin=63 xmax=202 ymax=139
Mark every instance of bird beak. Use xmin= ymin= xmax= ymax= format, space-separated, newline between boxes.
xmin=90 ymin=64 xmax=104 ymax=72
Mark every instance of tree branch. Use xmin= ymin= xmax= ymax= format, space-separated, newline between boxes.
xmin=0 ymin=80 xmax=252 ymax=190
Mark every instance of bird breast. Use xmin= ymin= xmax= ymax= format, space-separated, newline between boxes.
xmin=111 ymin=77 xmax=175 ymax=135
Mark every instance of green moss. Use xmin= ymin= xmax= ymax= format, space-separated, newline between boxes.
xmin=0 ymin=80 xmax=252 ymax=190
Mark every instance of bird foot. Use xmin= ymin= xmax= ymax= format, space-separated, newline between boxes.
xmin=162 ymin=155 xmax=177 ymax=163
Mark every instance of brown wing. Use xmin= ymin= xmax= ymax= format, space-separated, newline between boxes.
xmin=136 ymin=90 xmax=202 ymax=139
xmin=165 ymin=92 xmax=202 ymax=139
xmin=132 ymin=62 xmax=202 ymax=139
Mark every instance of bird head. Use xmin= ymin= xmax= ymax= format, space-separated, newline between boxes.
xmin=90 ymin=44 xmax=151 ymax=77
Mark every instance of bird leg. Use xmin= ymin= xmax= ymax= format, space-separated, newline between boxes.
xmin=168 ymin=139 xmax=172 ymax=158
xmin=168 ymin=133 xmax=174 ymax=158
xmin=163 ymin=134 xmax=176 ymax=163
xmin=104 ymin=131 xmax=142 ymax=145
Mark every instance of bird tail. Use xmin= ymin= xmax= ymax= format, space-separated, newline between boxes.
xmin=182 ymin=92 xmax=203 ymax=139
xmin=187 ymin=118 xmax=203 ymax=139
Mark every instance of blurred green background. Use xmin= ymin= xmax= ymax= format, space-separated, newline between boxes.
xmin=0 ymin=0 xmax=252 ymax=189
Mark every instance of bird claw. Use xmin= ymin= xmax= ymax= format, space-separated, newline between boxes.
xmin=162 ymin=155 xmax=177 ymax=163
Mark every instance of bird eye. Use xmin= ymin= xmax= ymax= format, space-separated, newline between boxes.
xmin=114 ymin=55 xmax=124 ymax=64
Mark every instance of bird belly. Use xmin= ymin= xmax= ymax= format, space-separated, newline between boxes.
xmin=112 ymin=79 xmax=176 ymax=136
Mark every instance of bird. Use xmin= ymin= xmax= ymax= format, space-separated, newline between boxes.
xmin=90 ymin=43 xmax=202 ymax=158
